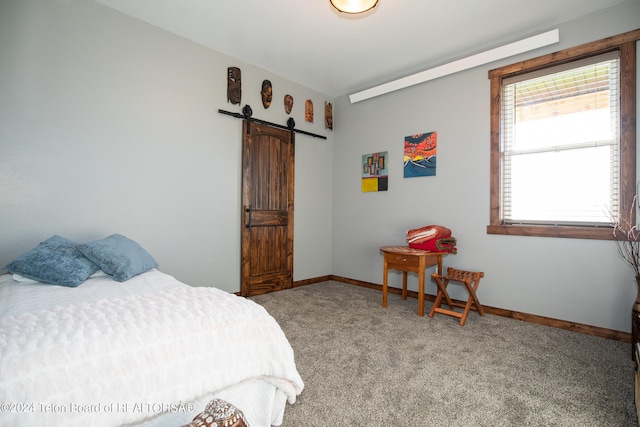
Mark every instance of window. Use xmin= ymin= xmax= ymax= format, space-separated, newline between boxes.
xmin=504 ymin=53 xmax=620 ymax=225
xmin=488 ymin=30 xmax=639 ymax=239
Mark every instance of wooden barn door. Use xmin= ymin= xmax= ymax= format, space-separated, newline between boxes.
xmin=241 ymin=120 xmax=294 ymax=296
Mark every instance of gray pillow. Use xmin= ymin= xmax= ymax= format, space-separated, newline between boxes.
xmin=78 ymin=234 xmax=158 ymax=282
xmin=5 ymin=235 xmax=99 ymax=287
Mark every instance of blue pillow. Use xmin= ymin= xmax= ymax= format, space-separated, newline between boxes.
xmin=77 ymin=234 xmax=158 ymax=282
xmin=5 ymin=235 xmax=99 ymax=287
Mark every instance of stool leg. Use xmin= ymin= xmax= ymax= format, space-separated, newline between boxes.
xmin=436 ymin=277 xmax=455 ymax=310
xmin=429 ymin=275 xmax=455 ymax=317
xmin=465 ymin=279 xmax=485 ymax=316
xmin=459 ymin=276 xmax=485 ymax=325
xmin=428 ymin=275 xmax=444 ymax=318
xmin=459 ymin=281 xmax=473 ymax=326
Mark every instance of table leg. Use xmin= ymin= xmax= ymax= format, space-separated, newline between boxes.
xmin=382 ymin=259 xmax=388 ymax=308
xmin=402 ymin=271 xmax=408 ymax=300
xmin=418 ymin=268 xmax=425 ymax=316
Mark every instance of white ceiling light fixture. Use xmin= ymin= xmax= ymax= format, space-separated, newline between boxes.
xmin=330 ymin=0 xmax=378 ymax=14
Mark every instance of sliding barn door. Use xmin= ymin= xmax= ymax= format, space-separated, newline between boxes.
xmin=241 ymin=120 xmax=294 ymax=296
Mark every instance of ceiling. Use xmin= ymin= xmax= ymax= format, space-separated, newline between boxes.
xmin=94 ymin=0 xmax=629 ymax=98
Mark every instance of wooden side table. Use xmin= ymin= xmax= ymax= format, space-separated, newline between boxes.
xmin=380 ymin=246 xmax=445 ymax=316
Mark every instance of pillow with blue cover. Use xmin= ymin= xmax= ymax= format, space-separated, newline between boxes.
xmin=4 ymin=235 xmax=99 ymax=287
xmin=77 ymin=234 xmax=158 ymax=282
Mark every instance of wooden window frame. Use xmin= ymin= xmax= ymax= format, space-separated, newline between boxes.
xmin=487 ymin=30 xmax=640 ymax=240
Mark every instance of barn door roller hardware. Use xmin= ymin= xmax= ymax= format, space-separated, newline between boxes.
xmin=219 ymin=105 xmax=327 ymax=140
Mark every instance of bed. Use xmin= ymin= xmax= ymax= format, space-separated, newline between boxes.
xmin=0 ymin=234 xmax=304 ymax=427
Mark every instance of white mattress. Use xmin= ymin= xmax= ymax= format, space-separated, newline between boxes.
xmin=0 ymin=269 xmax=303 ymax=426
xmin=0 ymin=269 xmax=185 ymax=316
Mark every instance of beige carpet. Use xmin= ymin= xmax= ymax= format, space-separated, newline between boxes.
xmin=251 ymin=281 xmax=637 ymax=427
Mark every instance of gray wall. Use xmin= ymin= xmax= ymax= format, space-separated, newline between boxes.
xmin=0 ymin=0 xmax=334 ymax=292
xmin=331 ymin=1 xmax=640 ymax=332
xmin=1 ymin=0 xmax=639 ymax=333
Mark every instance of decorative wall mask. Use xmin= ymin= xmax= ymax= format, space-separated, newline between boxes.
xmin=227 ymin=67 xmax=241 ymax=105
xmin=261 ymin=80 xmax=273 ymax=108
xmin=305 ymin=100 xmax=314 ymax=123
xmin=284 ymin=94 xmax=294 ymax=115
xmin=324 ymin=101 xmax=333 ymax=130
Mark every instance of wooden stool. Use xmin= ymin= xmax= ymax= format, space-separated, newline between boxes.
xmin=429 ymin=267 xmax=485 ymax=326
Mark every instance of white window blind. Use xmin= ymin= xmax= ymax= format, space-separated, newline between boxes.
xmin=501 ymin=51 xmax=620 ymax=226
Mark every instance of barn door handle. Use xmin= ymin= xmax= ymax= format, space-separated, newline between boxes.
xmin=245 ymin=206 xmax=252 ymax=229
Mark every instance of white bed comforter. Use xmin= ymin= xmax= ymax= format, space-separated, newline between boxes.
xmin=0 ymin=272 xmax=304 ymax=427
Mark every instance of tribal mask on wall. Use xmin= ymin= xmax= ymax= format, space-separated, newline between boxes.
xmin=227 ymin=67 xmax=241 ymax=105
xmin=284 ymin=94 xmax=294 ymax=115
xmin=261 ymin=80 xmax=273 ymax=108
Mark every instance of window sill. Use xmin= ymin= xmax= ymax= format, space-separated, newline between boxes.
xmin=486 ymin=224 xmax=616 ymax=240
